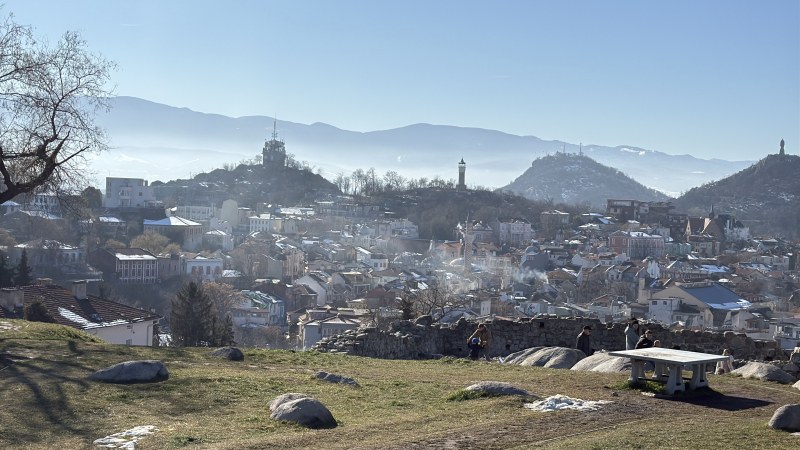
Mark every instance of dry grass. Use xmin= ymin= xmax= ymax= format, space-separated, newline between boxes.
xmin=2 ymin=319 xmax=800 ymax=449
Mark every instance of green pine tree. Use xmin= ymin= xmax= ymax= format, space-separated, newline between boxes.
xmin=169 ymin=281 xmax=214 ymax=347
xmin=13 ymin=249 xmax=33 ymax=286
xmin=0 ymin=254 xmax=14 ymax=288
xmin=212 ymin=314 xmax=236 ymax=346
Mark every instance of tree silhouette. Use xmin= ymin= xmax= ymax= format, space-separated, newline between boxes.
xmin=13 ymin=250 xmax=33 ymax=286
xmin=0 ymin=254 xmax=14 ymax=288
xmin=169 ymin=281 xmax=214 ymax=347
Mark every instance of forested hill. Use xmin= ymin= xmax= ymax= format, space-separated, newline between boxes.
xmin=152 ymin=163 xmax=341 ymax=207
xmin=501 ymin=153 xmax=670 ymax=208
xmin=673 ymin=153 xmax=800 ymax=238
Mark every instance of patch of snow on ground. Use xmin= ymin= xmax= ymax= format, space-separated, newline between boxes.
xmin=0 ymin=320 xmax=21 ymax=331
xmin=94 ymin=425 xmax=158 ymax=449
xmin=523 ymin=395 xmax=611 ymax=412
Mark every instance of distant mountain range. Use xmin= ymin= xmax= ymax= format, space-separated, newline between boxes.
xmin=89 ymin=96 xmax=754 ymax=196
xmin=501 ymin=153 xmax=670 ymax=207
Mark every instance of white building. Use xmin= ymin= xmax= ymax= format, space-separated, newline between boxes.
xmin=104 ymin=178 xmax=158 ymax=208
xmin=249 ymin=213 xmax=283 ymax=234
xmin=186 ymin=255 xmax=224 ymax=282
xmin=231 ymin=290 xmax=286 ymax=328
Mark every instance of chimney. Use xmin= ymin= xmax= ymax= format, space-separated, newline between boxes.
xmin=36 ymin=278 xmax=54 ymax=286
xmin=72 ymin=280 xmax=88 ymax=300
xmin=0 ymin=288 xmax=24 ymax=310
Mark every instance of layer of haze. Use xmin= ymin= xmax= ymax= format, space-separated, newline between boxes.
xmin=4 ymin=0 xmax=799 ymax=161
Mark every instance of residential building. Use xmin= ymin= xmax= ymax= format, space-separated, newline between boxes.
xmin=104 ymin=177 xmax=158 ymax=208
xmin=174 ymin=205 xmax=215 ymax=222
xmin=249 ymin=213 xmax=283 ymax=234
xmin=186 ymin=255 xmax=224 ymax=282
xmin=231 ymin=290 xmax=285 ymax=327
xmin=92 ymin=247 xmax=159 ymax=284
xmin=539 ymin=211 xmax=570 ymax=240
xmin=143 ymin=216 xmax=203 ymax=251
xmin=494 ymin=218 xmax=534 ymax=246
xmin=607 ymin=230 xmax=666 ymax=259
xmin=647 ymin=281 xmax=752 ymax=330
xmin=0 ymin=281 xmax=159 ymax=346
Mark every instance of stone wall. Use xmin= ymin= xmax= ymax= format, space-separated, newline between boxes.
xmin=312 ymin=316 xmax=783 ymax=362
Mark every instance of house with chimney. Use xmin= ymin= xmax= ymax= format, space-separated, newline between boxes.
xmin=0 ymin=281 xmax=159 ymax=346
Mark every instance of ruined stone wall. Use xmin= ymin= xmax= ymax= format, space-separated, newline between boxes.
xmin=312 ymin=316 xmax=782 ymax=361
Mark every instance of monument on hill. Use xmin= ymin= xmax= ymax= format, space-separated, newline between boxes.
xmin=262 ymin=118 xmax=287 ymax=169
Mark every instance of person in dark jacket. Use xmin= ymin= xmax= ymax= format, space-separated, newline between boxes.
xmin=576 ymin=325 xmax=593 ymax=356
xmin=635 ymin=330 xmax=655 ymax=349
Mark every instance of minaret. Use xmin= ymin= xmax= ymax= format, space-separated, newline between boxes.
xmin=456 ymin=158 xmax=466 ymax=191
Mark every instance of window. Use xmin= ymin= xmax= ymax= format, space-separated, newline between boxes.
xmin=652 ymin=301 xmax=657 ymax=305
xmin=125 ymin=339 xmax=133 ymax=345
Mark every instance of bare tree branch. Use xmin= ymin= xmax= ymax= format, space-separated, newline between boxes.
xmin=0 ymin=13 xmax=114 ymax=204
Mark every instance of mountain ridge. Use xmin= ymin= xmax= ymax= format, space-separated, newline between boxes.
xmin=90 ymin=96 xmax=755 ymax=194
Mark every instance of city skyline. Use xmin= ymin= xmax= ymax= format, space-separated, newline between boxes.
xmin=4 ymin=0 xmax=799 ymax=161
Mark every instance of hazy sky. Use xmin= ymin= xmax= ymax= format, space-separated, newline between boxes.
xmin=4 ymin=0 xmax=798 ymax=161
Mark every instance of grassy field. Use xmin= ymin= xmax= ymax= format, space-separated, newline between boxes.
xmin=2 ymin=318 xmax=800 ymax=449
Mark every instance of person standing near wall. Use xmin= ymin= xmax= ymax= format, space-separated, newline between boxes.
xmin=576 ymin=325 xmax=593 ymax=356
xmin=468 ymin=323 xmax=492 ymax=360
xmin=625 ymin=318 xmax=641 ymax=350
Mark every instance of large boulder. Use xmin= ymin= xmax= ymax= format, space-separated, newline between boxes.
xmin=315 ymin=370 xmax=360 ymax=387
xmin=464 ymin=381 xmax=531 ymax=397
xmin=571 ymin=352 xmax=631 ymax=373
xmin=768 ymin=404 xmax=800 ymax=432
xmin=731 ymin=362 xmax=796 ymax=384
xmin=269 ymin=393 xmax=310 ymax=412
xmin=503 ymin=347 xmax=583 ymax=369
xmin=270 ymin=396 xmax=337 ymax=429
xmin=89 ymin=360 xmax=168 ymax=384
xmin=793 ymin=379 xmax=800 ymax=391
xmin=210 ymin=347 xmax=244 ymax=361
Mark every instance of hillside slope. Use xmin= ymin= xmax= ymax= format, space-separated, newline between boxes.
xmin=1 ymin=319 xmax=799 ymax=449
xmin=674 ymin=153 xmax=800 ymax=238
xmin=152 ymin=163 xmax=341 ymax=207
xmin=501 ymin=153 xmax=671 ymax=208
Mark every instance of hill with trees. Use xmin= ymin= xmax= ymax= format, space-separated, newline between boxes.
xmin=501 ymin=153 xmax=671 ymax=208
xmin=673 ymin=153 xmax=800 ymax=238
xmin=152 ymin=162 xmax=341 ymax=207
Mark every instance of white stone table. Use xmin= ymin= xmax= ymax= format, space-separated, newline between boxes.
xmin=608 ymin=348 xmax=730 ymax=395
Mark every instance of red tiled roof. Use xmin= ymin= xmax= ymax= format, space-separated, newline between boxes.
xmin=19 ymin=284 xmax=160 ymax=330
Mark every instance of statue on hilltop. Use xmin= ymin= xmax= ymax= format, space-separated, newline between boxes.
xmin=779 ymin=139 xmax=785 ymax=156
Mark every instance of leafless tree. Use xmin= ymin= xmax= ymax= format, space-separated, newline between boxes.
xmin=0 ymin=13 xmax=114 ymax=204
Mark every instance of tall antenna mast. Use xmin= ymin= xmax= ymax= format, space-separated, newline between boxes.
xmin=272 ymin=116 xmax=278 ymax=140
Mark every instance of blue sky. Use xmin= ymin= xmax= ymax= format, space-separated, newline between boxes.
xmin=5 ymin=0 xmax=798 ymax=161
